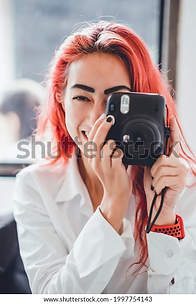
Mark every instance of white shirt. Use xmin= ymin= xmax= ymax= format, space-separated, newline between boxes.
xmin=13 ymin=149 xmax=196 ymax=294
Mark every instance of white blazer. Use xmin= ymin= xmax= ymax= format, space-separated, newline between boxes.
xmin=13 ymin=149 xmax=196 ymax=294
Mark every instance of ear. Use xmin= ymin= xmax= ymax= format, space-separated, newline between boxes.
xmin=55 ymin=91 xmax=65 ymax=111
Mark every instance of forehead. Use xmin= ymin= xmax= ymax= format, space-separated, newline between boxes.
xmin=66 ymin=53 xmax=130 ymax=88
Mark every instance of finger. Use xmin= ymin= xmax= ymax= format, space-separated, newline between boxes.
xmin=86 ymin=113 xmax=106 ymax=160
xmin=152 ymin=166 xmax=179 ymax=188
xmin=169 ymin=116 xmax=181 ymax=158
xmin=110 ymin=148 xmax=124 ymax=168
xmin=153 ymin=175 xmax=186 ymax=196
xmin=150 ymin=154 xmax=178 ymax=178
xmin=101 ymin=140 xmax=116 ymax=170
xmin=83 ymin=141 xmax=98 ymax=161
xmin=88 ymin=113 xmax=106 ymax=142
xmin=93 ymin=115 xmax=115 ymax=156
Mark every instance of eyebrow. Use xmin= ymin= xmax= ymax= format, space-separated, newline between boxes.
xmin=71 ymin=84 xmax=132 ymax=95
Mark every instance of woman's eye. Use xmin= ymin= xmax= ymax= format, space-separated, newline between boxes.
xmin=73 ymin=96 xmax=90 ymax=101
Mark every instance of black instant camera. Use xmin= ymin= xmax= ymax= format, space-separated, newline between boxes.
xmin=105 ymin=92 xmax=170 ymax=167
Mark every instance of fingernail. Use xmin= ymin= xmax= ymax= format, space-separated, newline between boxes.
xmin=106 ymin=116 xmax=112 ymax=123
xmin=99 ymin=113 xmax=106 ymax=120
xmin=106 ymin=115 xmax=115 ymax=124
xmin=151 ymin=185 xmax=154 ymax=191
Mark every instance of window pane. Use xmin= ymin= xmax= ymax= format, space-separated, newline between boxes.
xmin=12 ymin=0 xmax=161 ymax=82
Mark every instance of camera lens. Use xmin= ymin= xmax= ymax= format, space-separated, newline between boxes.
xmin=109 ymin=103 xmax=115 ymax=112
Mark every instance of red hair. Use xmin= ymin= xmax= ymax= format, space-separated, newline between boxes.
xmin=36 ymin=21 xmax=196 ymax=274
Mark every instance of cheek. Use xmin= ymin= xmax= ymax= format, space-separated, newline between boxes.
xmin=64 ymin=96 xmax=86 ymax=136
xmin=65 ymin=109 xmax=83 ymax=135
xmin=64 ymin=99 xmax=75 ymax=130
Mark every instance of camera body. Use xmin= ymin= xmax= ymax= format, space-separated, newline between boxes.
xmin=105 ymin=92 xmax=169 ymax=167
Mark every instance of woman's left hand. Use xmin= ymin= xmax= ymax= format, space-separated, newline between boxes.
xmin=143 ymin=116 xmax=187 ymax=225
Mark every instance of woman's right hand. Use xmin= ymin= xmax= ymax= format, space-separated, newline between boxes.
xmin=87 ymin=114 xmax=133 ymax=233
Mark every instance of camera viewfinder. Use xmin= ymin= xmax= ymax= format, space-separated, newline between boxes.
xmin=120 ymin=94 xmax=130 ymax=114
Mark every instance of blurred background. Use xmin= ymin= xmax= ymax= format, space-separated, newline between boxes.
xmin=0 ymin=0 xmax=195 ymax=293
xmin=0 ymin=0 xmax=160 ymax=86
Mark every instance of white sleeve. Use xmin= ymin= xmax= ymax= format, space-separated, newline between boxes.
xmin=13 ymin=173 xmax=128 ymax=294
xmin=147 ymin=183 xmax=196 ymax=294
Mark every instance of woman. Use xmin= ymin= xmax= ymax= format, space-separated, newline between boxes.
xmin=13 ymin=21 xmax=196 ymax=294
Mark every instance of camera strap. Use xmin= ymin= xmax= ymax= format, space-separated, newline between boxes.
xmin=146 ymin=126 xmax=171 ymax=233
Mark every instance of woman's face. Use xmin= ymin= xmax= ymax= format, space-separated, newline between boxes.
xmin=63 ymin=52 xmax=131 ymax=153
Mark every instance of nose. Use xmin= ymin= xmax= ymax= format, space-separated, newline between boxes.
xmin=89 ymin=101 xmax=106 ymax=127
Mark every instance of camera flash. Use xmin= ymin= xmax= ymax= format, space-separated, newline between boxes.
xmin=120 ymin=94 xmax=130 ymax=114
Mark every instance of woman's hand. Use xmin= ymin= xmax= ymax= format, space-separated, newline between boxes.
xmin=143 ymin=116 xmax=187 ymax=225
xmin=87 ymin=114 xmax=133 ymax=233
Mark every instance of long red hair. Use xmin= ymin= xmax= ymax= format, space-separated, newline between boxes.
xmin=36 ymin=21 xmax=196 ymax=274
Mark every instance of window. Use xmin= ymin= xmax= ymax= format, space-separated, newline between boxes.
xmin=12 ymin=0 xmax=161 ymax=82
xmin=0 ymin=0 xmax=161 ymax=173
